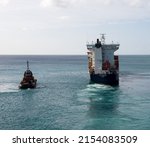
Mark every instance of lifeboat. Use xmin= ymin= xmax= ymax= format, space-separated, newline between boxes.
xmin=19 ymin=61 xmax=37 ymax=89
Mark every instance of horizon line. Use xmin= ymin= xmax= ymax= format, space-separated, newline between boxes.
xmin=0 ymin=54 xmax=150 ymax=56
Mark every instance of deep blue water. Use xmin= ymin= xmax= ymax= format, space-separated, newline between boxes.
xmin=0 ymin=55 xmax=150 ymax=130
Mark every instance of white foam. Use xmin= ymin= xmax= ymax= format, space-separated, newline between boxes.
xmin=0 ymin=83 xmax=19 ymax=93
xmin=87 ymin=83 xmax=112 ymax=90
xmin=77 ymin=84 xmax=113 ymax=103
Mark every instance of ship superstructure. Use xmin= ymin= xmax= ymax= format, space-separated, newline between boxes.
xmin=87 ymin=34 xmax=120 ymax=85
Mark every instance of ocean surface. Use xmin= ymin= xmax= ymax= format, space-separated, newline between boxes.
xmin=0 ymin=55 xmax=150 ymax=130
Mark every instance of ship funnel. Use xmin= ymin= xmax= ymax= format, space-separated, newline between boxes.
xmin=95 ymin=38 xmax=101 ymax=48
xmin=97 ymin=39 xmax=100 ymax=43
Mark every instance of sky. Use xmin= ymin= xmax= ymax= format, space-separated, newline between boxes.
xmin=0 ymin=0 xmax=150 ymax=55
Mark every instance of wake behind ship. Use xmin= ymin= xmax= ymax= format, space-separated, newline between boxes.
xmin=87 ymin=34 xmax=120 ymax=86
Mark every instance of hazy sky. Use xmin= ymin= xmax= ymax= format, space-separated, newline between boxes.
xmin=0 ymin=0 xmax=150 ymax=55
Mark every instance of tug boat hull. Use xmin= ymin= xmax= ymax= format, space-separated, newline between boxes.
xmin=19 ymin=80 xmax=37 ymax=89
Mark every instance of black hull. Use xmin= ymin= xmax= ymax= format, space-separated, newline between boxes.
xmin=19 ymin=85 xmax=36 ymax=89
xmin=90 ymin=72 xmax=119 ymax=86
xmin=19 ymin=81 xmax=37 ymax=89
xmin=19 ymin=84 xmax=36 ymax=89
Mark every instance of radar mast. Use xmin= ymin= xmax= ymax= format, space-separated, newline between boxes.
xmin=100 ymin=34 xmax=106 ymax=44
xmin=27 ymin=61 xmax=29 ymax=70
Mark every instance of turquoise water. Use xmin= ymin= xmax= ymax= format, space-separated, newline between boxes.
xmin=0 ymin=55 xmax=150 ymax=130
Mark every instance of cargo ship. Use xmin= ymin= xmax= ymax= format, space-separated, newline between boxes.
xmin=87 ymin=34 xmax=120 ymax=86
xmin=19 ymin=61 xmax=37 ymax=89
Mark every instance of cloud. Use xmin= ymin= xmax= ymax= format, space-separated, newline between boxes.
xmin=40 ymin=0 xmax=83 ymax=8
xmin=0 ymin=0 xmax=9 ymax=6
xmin=40 ymin=0 xmax=150 ymax=8
xmin=40 ymin=0 xmax=53 ymax=7
xmin=53 ymin=0 xmax=75 ymax=8
xmin=38 ymin=0 xmax=150 ymax=27
xmin=123 ymin=0 xmax=150 ymax=8
xmin=130 ymin=0 xmax=142 ymax=7
xmin=58 ymin=15 xmax=69 ymax=20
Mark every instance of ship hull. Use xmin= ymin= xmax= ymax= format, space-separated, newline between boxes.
xmin=90 ymin=72 xmax=119 ymax=86
xmin=19 ymin=84 xmax=36 ymax=89
xmin=19 ymin=80 xmax=37 ymax=89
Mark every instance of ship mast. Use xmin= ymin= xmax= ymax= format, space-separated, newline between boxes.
xmin=27 ymin=61 xmax=29 ymax=70
xmin=100 ymin=34 xmax=106 ymax=44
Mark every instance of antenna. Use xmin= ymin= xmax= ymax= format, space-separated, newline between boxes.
xmin=27 ymin=61 xmax=29 ymax=70
xmin=100 ymin=33 xmax=106 ymax=44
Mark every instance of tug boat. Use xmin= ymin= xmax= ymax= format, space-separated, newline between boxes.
xmin=87 ymin=34 xmax=120 ymax=86
xmin=19 ymin=61 xmax=37 ymax=89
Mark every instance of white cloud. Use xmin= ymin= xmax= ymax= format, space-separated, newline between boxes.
xmin=0 ymin=0 xmax=150 ymax=55
xmin=130 ymin=0 xmax=142 ymax=7
xmin=58 ymin=15 xmax=69 ymax=20
xmin=0 ymin=0 xmax=9 ymax=6
xmin=38 ymin=0 xmax=150 ymax=28
xmin=123 ymin=0 xmax=150 ymax=8
xmin=40 ymin=0 xmax=150 ymax=8
xmin=40 ymin=0 xmax=83 ymax=8
xmin=102 ymin=0 xmax=113 ymax=6
xmin=40 ymin=0 xmax=53 ymax=7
